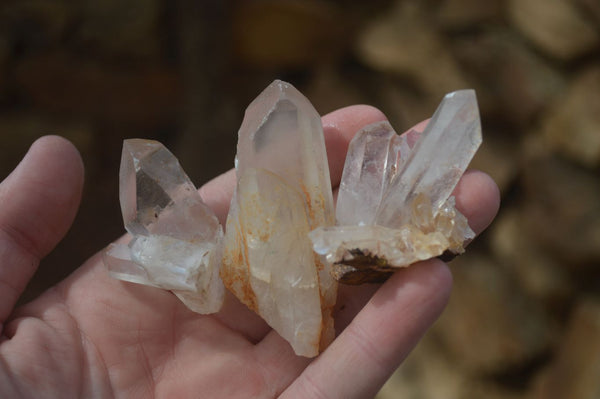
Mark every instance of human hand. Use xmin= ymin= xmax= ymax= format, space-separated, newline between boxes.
xmin=0 ymin=106 xmax=499 ymax=398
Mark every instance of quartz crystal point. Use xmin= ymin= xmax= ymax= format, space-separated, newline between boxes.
xmin=104 ymin=139 xmax=225 ymax=313
xmin=310 ymin=90 xmax=481 ymax=284
xmin=221 ymin=80 xmax=336 ymax=357
xmin=336 ymin=121 xmax=420 ymax=226
xmin=376 ymin=90 xmax=482 ymax=227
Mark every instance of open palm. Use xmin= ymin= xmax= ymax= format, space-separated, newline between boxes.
xmin=0 ymin=106 xmax=499 ymax=399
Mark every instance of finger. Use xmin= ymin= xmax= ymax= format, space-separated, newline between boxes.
xmin=453 ymin=169 xmax=500 ymax=235
xmin=254 ymin=329 xmax=312 ymax=397
xmin=280 ymin=259 xmax=452 ymax=399
xmin=198 ymin=169 xmax=236 ymax=226
xmin=411 ymin=119 xmax=429 ymax=133
xmin=0 ymin=136 xmax=84 ymax=325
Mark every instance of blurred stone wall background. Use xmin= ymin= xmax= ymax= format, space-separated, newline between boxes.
xmin=1 ymin=0 xmax=599 ymax=397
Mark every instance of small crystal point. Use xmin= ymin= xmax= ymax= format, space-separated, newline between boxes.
xmin=222 ymin=80 xmax=337 ymax=357
xmin=105 ymin=139 xmax=225 ymax=314
xmin=310 ymin=90 xmax=481 ymax=283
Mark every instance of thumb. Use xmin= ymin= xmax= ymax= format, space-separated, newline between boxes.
xmin=0 ymin=136 xmax=84 ymax=326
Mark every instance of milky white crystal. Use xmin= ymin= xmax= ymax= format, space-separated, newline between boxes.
xmin=221 ymin=80 xmax=336 ymax=357
xmin=104 ymin=139 xmax=224 ymax=314
xmin=310 ymin=90 xmax=481 ymax=283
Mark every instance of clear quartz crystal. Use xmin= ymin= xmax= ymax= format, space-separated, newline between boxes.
xmin=104 ymin=139 xmax=225 ymax=314
xmin=221 ymin=80 xmax=336 ymax=357
xmin=336 ymin=121 xmax=420 ymax=226
xmin=376 ymin=90 xmax=482 ymax=227
xmin=310 ymin=90 xmax=481 ymax=283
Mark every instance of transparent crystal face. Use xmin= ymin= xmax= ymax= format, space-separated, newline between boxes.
xmin=105 ymin=139 xmax=225 ymax=314
xmin=336 ymin=121 xmax=420 ymax=226
xmin=129 ymin=235 xmax=212 ymax=291
xmin=236 ymin=80 xmax=334 ymax=229
xmin=120 ymin=139 xmax=222 ymax=243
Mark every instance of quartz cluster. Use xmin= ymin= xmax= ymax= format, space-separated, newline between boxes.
xmin=310 ymin=90 xmax=481 ymax=283
xmin=103 ymin=139 xmax=225 ymax=314
xmin=104 ymin=81 xmax=482 ymax=357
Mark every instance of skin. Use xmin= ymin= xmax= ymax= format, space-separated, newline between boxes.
xmin=0 ymin=105 xmax=500 ymax=399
